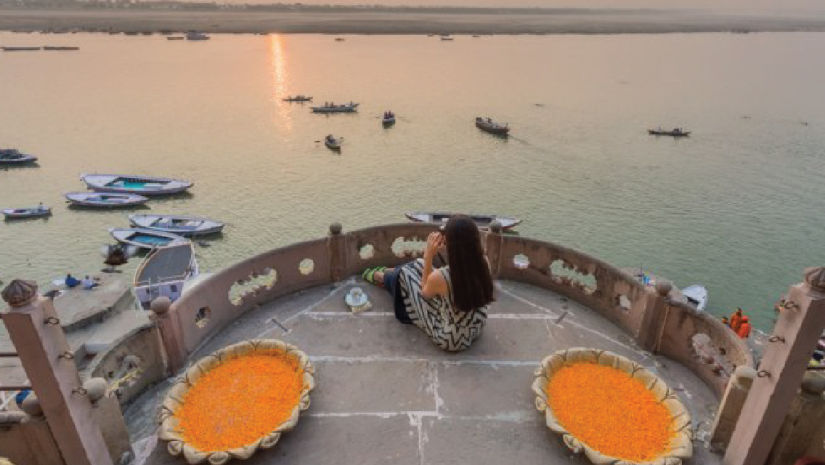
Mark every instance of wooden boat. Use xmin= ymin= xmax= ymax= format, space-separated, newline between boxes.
xmin=405 ymin=211 xmax=522 ymax=230
xmin=166 ymin=36 xmax=185 ymax=41
xmin=81 ymin=174 xmax=193 ymax=196
xmin=382 ymin=111 xmax=396 ymax=126
xmin=3 ymin=206 xmax=51 ymax=220
xmin=0 ymin=149 xmax=37 ymax=165
xmin=109 ymin=228 xmax=186 ymax=250
xmin=476 ymin=117 xmax=510 ymax=135
xmin=440 ymin=35 xmax=454 ymax=41
xmin=133 ymin=240 xmax=199 ymax=309
xmin=648 ymin=127 xmax=691 ymax=137
xmin=43 ymin=46 xmax=79 ymax=51
xmin=324 ymin=135 xmax=342 ymax=151
xmin=335 ymin=37 xmax=346 ymax=42
xmin=283 ymin=95 xmax=313 ymax=102
xmin=311 ymin=102 xmax=359 ymax=113
xmin=129 ymin=214 xmax=224 ymax=237
xmin=2 ymin=46 xmax=41 ymax=52
xmin=65 ymin=192 xmax=148 ymax=208
xmin=681 ymin=284 xmax=708 ymax=311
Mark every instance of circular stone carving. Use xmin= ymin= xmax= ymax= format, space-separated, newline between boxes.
xmin=804 ymin=267 xmax=825 ymax=291
xmin=532 ymin=348 xmax=693 ymax=465
xmin=801 ymin=372 xmax=825 ymax=395
xmin=329 ymin=222 xmax=342 ymax=235
xmin=150 ymin=296 xmax=172 ymax=315
xmin=298 ymin=258 xmax=315 ymax=276
xmin=1 ymin=279 xmax=38 ymax=307
xmin=84 ymin=378 xmax=109 ymax=402
xmin=21 ymin=395 xmax=42 ymax=417
xmin=489 ymin=220 xmax=503 ymax=234
xmin=655 ymin=281 xmax=672 ymax=297
xmin=159 ymin=339 xmax=315 ymax=465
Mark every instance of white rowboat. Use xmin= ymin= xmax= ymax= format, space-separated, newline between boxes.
xmin=81 ymin=174 xmax=193 ymax=196
xmin=129 ymin=214 xmax=224 ymax=237
xmin=65 ymin=192 xmax=148 ymax=208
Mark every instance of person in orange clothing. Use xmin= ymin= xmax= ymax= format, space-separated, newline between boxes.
xmin=737 ymin=315 xmax=752 ymax=339
xmin=730 ymin=308 xmax=744 ymax=332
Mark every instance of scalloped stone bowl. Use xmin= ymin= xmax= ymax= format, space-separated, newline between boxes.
xmin=532 ymin=348 xmax=693 ymax=465
xmin=159 ymin=339 xmax=315 ymax=465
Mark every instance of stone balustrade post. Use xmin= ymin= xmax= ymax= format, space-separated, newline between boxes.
xmin=485 ymin=221 xmax=504 ymax=278
xmin=1 ymin=280 xmax=113 ymax=465
xmin=710 ymin=366 xmax=756 ymax=451
xmin=724 ymin=267 xmax=825 ymax=465
xmin=637 ymin=282 xmax=671 ymax=352
xmin=150 ymin=296 xmax=186 ymax=375
xmin=327 ymin=222 xmax=346 ymax=282
xmin=765 ymin=372 xmax=825 ymax=465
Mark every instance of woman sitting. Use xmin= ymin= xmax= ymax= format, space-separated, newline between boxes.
xmin=363 ymin=215 xmax=494 ymax=352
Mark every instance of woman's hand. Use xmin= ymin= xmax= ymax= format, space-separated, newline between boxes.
xmin=424 ymin=232 xmax=444 ymax=260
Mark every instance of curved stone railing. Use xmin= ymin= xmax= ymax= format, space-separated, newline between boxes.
xmin=156 ymin=222 xmax=752 ymax=397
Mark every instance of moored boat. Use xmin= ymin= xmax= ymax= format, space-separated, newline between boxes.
xmin=681 ymin=284 xmax=708 ymax=311
xmin=43 ymin=46 xmax=79 ymax=51
xmin=311 ymin=102 xmax=359 ymax=113
xmin=324 ymin=135 xmax=342 ymax=151
xmin=166 ymin=36 xmax=185 ymax=41
xmin=648 ymin=127 xmax=691 ymax=137
xmin=109 ymin=228 xmax=186 ymax=250
xmin=2 ymin=46 xmax=41 ymax=52
xmin=65 ymin=192 xmax=148 ymax=208
xmin=440 ymin=35 xmax=454 ymax=41
xmin=186 ymin=32 xmax=210 ymax=41
xmin=0 ymin=149 xmax=38 ymax=165
xmin=475 ymin=117 xmax=510 ymax=135
xmin=382 ymin=111 xmax=396 ymax=126
xmin=81 ymin=174 xmax=193 ymax=196
xmin=129 ymin=214 xmax=224 ymax=237
xmin=3 ymin=205 xmax=51 ymax=220
xmin=283 ymin=95 xmax=313 ymax=102
xmin=133 ymin=240 xmax=199 ymax=309
xmin=405 ymin=211 xmax=522 ymax=230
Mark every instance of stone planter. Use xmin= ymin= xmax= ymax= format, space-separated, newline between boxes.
xmin=159 ymin=339 xmax=315 ymax=464
xmin=532 ymin=347 xmax=693 ymax=465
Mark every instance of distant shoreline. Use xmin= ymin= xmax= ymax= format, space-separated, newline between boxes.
xmin=1 ymin=7 xmax=824 ymax=35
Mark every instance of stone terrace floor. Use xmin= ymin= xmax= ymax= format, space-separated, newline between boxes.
xmin=129 ymin=278 xmax=723 ymax=465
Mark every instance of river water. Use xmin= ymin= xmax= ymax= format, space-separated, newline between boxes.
xmin=0 ymin=32 xmax=823 ymax=330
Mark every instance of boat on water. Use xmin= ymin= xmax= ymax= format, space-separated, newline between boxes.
xmin=382 ymin=111 xmax=396 ymax=126
xmin=405 ymin=211 xmax=522 ymax=230
xmin=283 ymin=95 xmax=313 ymax=102
xmin=681 ymin=284 xmax=709 ymax=311
xmin=311 ymin=102 xmax=359 ymax=113
xmin=133 ymin=240 xmax=199 ymax=309
xmin=166 ymin=36 xmax=185 ymax=41
xmin=440 ymin=35 xmax=454 ymax=41
xmin=81 ymin=174 xmax=193 ymax=196
xmin=185 ymin=32 xmax=210 ymax=41
xmin=2 ymin=46 xmax=41 ymax=52
xmin=648 ymin=127 xmax=691 ymax=137
xmin=335 ymin=37 xmax=346 ymax=42
xmin=3 ymin=205 xmax=51 ymax=220
xmin=43 ymin=46 xmax=79 ymax=51
xmin=324 ymin=135 xmax=343 ymax=151
xmin=129 ymin=214 xmax=224 ymax=237
xmin=0 ymin=149 xmax=37 ymax=165
xmin=475 ymin=117 xmax=510 ymax=135
xmin=65 ymin=192 xmax=148 ymax=208
xmin=109 ymin=228 xmax=186 ymax=250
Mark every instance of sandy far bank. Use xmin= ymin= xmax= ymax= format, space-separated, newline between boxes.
xmin=0 ymin=8 xmax=824 ymax=35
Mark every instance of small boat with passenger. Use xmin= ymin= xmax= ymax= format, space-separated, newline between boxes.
xmin=3 ymin=204 xmax=51 ymax=220
xmin=311 ymin=102 xmax=359 ymax=113
xmin=185 ymin=32 xmax=210 ymax=41
xmin=475 ymin=117 xmax=510 ymax=135
xmin=0 ymin=149 xmax=38 ymax=165
xmin=81 ymin=174 xmax=193 ymax=196
xmin=65 ymin=192 xmax=148 ymax=208
xmin=129 ymin=214 xmax=224 ymax=237
xmin=648 ymin=127 xmax=691 ymax=137
xmin=324 ymin=135 xmax=343 ymax=151
xmin=382 ymin=111 xmax=396 ymax=126
xmin=405 ymin=211 xmax=521 ymax=230
xmin=133 ymin=240 xmax=199 ymax=309
xmin=283 ymin=95 xmax=313 ymax=102
xmin=109 ymin=228 xmax=186 ymax=250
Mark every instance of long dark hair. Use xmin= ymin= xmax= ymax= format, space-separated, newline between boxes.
xmin=443 ymin=215 xmax=494 ymax=312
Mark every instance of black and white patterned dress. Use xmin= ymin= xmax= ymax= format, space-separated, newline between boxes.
xmin=397 ymin=258 xmax=488 ymax=352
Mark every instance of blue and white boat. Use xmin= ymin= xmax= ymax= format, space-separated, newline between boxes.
xmin=81 ymin=174 xmax=193 ymax=196
xmin=128 ymin=214 xmax=224 ymax=237
xmin=0 ymin=149 xmax=38 ymax=165
xmin=311 ymin=102 xmax=359 ymax=113
xmin=3 ymin=205 xmax=51 ymax=220
xmin=65 ymin=192 xmax=149 ymax=208
xmin=109 ymin=228 xmax=185 ymax=250
xmin=134 ymin=240 xmax=199 ymax=309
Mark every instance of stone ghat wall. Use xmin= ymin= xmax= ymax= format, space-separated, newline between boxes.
xmin=157 ymin=222 xmax=753 ymax=397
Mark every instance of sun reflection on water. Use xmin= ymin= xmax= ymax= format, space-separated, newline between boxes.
xmin=269 ymin=33 xmax=292 ymax=133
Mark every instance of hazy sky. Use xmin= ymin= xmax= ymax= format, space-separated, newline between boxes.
xmin=171 ymin=0 xmax=823 ymax=13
